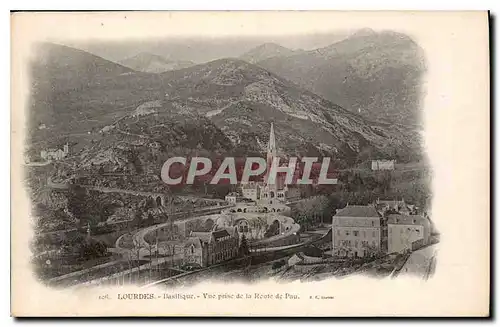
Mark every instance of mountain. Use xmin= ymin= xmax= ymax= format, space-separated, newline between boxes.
xmin=28 ymin=44 xmax=421 ymax=173
xmin=257 ymin=29 xmax=426 ymax=125
xmin=239 ymin=43 xmax=302 ymax=64
xmin=32 ymin=42 xmax=134 ymax=91
xmin=113 ymin=58 xmax=420 ymax=162
xmin=119 ymin=52 xmax=195 ymax=73
xmin=28 ymin=43 xmax=165 ymax=145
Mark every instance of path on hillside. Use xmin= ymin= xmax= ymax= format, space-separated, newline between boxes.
xmin=47 ymin=176 xmax=226 ymax=204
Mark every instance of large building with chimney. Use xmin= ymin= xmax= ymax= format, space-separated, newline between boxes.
xmin=182 ymin=227 xmax=240 ymax=267
xmin=331 ymin=205 xmax=386 ymax=258
xmin=387 ymin=214 xmax=431 ymax=253
xmin=41 ymin=143 xmax=69 ymax=161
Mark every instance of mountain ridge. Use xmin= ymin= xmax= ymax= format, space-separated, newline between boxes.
xmin=257 ymin=30 xmax=426 ymax=125
xmin=28 ymin=43 xmax=422 ymax=173
xmin=239 ymin=43 xmax=302 ymax=64
xmin=119 ymin=52 xmax=195 ymax=73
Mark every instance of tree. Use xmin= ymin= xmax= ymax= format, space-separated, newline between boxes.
xmin=62 ymin=235 xmax=108 ymax=261
xmin=79 ymin=239 xmax=108 ymax=260
xmin=362 ymin=242 xmax=381 ymax=259
xmin=67 ymin=185 xmax=88 ymax=225
xmin=264 ymin=220 xmax=280 ymax=238
xmin=145 ymin=213 xmax=155 ymax=226
xmin=239 ymin=234 xmax=249 ymax=257
xmin=272 ymin=260 xmax=286 ymax=270
xmin=133 ymin=207 xmax=144 ymax=228
xmin=292 ymin=202 xmax=312 ymax=231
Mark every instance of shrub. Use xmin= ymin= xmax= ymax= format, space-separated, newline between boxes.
xmin=272 ymin=260 xmax=286 ymax=270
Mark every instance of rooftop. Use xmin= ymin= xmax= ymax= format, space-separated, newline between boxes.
xmin=387 ymin=214 xmax=430 ymax=226
xmin=184 ymin=237 xmax=203 ymax=249
xmin=335 ymin=205 xmax=380 ymax=218
xmin=190 ymin=231 xmax=212 ymax=243
xmin=212 ymin=229 xmax=231 ymax=241
xmin=377 ymin=199 xmax=405 ymax=205
xmin=190 ymin=227 xmax=235 ymax=244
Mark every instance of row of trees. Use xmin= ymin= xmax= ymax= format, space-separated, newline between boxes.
xmin=60 ymin=234 xmax=108 ymax=262
xmin=291 ymin=195 xmax=338 ymax=231
xmin=291 ymin=186 xmax=430 ymax=232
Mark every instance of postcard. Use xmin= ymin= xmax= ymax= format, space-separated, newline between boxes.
xmin=10 ymin=11 xmax=490 ymax=317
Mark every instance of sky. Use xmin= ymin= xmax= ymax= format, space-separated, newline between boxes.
xmin=64 ymin=31 xmax=353 ymax=63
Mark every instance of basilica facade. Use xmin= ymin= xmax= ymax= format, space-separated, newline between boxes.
xmin=238 ymin=123 xmax=301 ymax=204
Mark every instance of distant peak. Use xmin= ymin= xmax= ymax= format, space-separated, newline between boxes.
xmin=132 ymin=52 xmax=166 ymax=59
xmin=240 ymin=43 xmax=296 ymax=63
xmin=351 ymin=28 xmax=377 ymax=37
xmin=259 ymin=42 xmax=287 ymax=48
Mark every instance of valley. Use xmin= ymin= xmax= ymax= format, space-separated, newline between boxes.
xmin=24 ymin=30 xmax=431 ymax=288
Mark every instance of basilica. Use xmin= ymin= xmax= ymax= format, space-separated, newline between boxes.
xmin=238 ymin=123 xmax=300 ymax=204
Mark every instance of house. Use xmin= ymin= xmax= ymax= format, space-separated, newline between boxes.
xmin=225 ymin=192 xmax=244 ymax=204
xmin=148 ymin=141 xmax=162 ymax=155
xmin=241 ymin=182 xmax=262 ymax=201
xmin=183 ymin=227 xmax=240 ymax=267
xmin=374 ymin=199 xmax=411 ymax=215
xmin=387 ymin=214 xmax=431 ymax=253
xmin=40 ymin=143 xmax=69 ymax=161
xmin=282 ymin=185 xmax=301 ymax=202
xmin=332 ymin=205 xmax=386 ymax=258
xmin=371 ymin=160 xmax=395 ymax=171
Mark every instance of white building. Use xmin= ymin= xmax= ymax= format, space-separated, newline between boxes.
xmin=332 ymin=205 xmax=384 ymax=258
xmin=387 ymin=214 xmax=431 ymax=253
xmin=371 ymin=160 xmax=395 ymax=171
xmin=225 ymin=192 xmax=244 ymax=204
xmin=41 ymin=143 xmax=69 ymax=161
xmin=241 ymin=182 xmax=261 ymax=201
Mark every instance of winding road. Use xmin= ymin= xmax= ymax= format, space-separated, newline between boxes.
xmin=397 ymin=243 xmax=439 ymax=279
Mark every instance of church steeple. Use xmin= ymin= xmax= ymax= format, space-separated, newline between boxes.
xmin=267 ymin=122 xmax=276 ymax=155
xmin=264 ymin=122 xmax=278 ymax=193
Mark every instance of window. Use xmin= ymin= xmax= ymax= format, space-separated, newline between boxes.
xmin=353 ymin=231 xmax=359 ymax=237
xmin=345 ymin=231 xmax=350 ymax=236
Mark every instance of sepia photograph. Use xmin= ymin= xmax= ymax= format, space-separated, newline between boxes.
xmin=10 ymin=11 xmax=490 ymax=317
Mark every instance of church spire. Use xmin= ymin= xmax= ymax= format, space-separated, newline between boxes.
xmin=267 ymin=122 xmax=276 ymax=154
xmin=264 ymin=122 xmax=278 ymax=191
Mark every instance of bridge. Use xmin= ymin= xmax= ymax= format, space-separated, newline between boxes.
xmin=47 ymin=175 xmax=225 ymax=207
